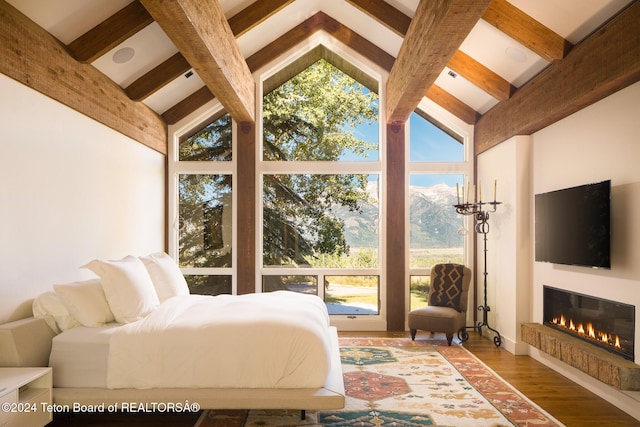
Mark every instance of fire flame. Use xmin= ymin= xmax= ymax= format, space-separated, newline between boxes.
xmin=550 ymin=317 xmax=622 ymax=350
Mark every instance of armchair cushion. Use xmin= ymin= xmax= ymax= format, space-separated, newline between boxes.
xmin=409 ymin=306 xmax=466 ymax=332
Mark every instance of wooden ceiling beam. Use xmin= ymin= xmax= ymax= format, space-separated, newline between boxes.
xmin=162 ymin=86 xmax=215 ymax=125
xmin=348 ymin=0 xmax=507 ymax=123
xmin=247 ymin=12 xmax=394 ymax=74
xmin=345 ymin=0 xmax=410 ymax=37
xmin=66 ymin=1 xmax=153 ymax=63
xmin=127 ymin=0 xmax=290 ymax=108
xmin=386 ymin=0 xmax=492 ymax=123
xmin=245 ymin=12 xmax=324 ymax=72
xmin=0 ymin=1 xmax=166 ymax=153
xmin=228 ymin=0 xmax=294 ymax=38
xmin=483 ymin=0 xmax=572 ymax=63
xmin=163 ymin=12 xmax=329 ymax=126
xmin=315 ymin=12 xmax=395 ymax=72
xmin=448 ymin=50 xmax=515 ymax=101
xmin=426 ymin=85 xmax=480 ymax=125
xmin=169 ymin=12 xmax=395 ymax=126
xmin=125 ymin=53 xmax=191 ymax=101
xmin=174 ymin=11 xmax=393 ymax=124
xmin=475 ymin=1 xmax=640 ymax=153
xmin=140 ymin=0 xmax=255 ymax=123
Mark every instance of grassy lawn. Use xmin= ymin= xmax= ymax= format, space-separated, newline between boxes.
xmin=325 ymin=292 xmax=378 ymax=307
xmin=410 ymin=289 xmax=429 ymax=310
xmin=323 ymin=286 xmax=430 ymax=310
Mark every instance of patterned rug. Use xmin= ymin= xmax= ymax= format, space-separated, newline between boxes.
xmin=195 ymin=337 xmax=564 ymax=427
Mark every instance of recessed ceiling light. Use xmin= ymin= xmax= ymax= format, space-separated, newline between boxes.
xmin=505 ymin=46 xmax=527 ymax=63
xmin=112 ymin=47 xmax=135 ymax=64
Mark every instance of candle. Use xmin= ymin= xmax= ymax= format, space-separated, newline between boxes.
xmin=479 ymin=180 xmax=482 ymax=201
xmin=493 ymin=179 xmax=497 ymax=202
xmin=466 ymin=181 xmax=470 ymax=204
xmin=456 ymin=183 xmax=460 ymax=204
xmin=461 ymin=185 xmax=464 ymax=204
xmin=472 ymin=185 xmax=476 ymax=203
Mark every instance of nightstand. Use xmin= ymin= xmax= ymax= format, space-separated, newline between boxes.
xmin=0 ymin=368 xmax=52 ymax=427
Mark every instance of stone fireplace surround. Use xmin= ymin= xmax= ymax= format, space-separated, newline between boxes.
xmin=522 ymin=323 xmax=640 ymax=390
xmin=522 ymin=286 xmax=639 ymax=391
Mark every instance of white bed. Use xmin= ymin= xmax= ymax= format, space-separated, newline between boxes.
xmin=0 ymin=254 xmax=345 ymax=412
xmin=0 ymin=297 xmax=344 ymax=411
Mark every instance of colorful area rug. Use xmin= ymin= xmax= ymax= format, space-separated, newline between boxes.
xmin=195 ymin=337 xmax=563 ymax=427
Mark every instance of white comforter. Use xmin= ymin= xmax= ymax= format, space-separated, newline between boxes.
xmin=106 ymin=291 xmax=332 ymax=389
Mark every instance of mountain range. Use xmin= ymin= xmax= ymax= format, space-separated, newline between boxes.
xmin=333 ymin=183 xmax=464 ymax=249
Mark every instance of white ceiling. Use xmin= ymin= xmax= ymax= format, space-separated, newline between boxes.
xmin=7 ymin=0 xmax=635 ymax=118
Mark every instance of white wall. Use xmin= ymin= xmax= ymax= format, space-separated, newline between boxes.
xmin=479 ymin=81 xmax=640 ymax=418
xmin=532 ymin=81 xmax=640 ymax=357
xmin=0 ymin=74 xmax=165 ymax=323
xmin=531 ymin=81 xmax=640 ymax=418
xmin=477 ymin=136 xmax=532 ymax=354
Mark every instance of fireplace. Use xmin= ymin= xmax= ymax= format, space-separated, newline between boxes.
xmin=543 ymin=286 xmax=635 ymax=361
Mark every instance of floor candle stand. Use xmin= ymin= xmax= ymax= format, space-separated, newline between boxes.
xmin=454 ymin=199 xmax=503 ymax=347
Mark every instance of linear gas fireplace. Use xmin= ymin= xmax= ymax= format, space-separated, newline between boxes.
xmin=543 ymin=286 xmax=635 ymax=361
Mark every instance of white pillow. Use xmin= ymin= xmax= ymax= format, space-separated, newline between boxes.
xmin=53 ymin=279 xmax=115 ymax=327
xmin=140 ymin=252 xmax=190 ymax=302
xmin=32 ymin=291 xmax=81 ymax=333
xmin=83 ymin=255 xmax=160 ymax=323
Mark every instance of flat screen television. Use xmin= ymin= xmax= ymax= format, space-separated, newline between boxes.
xmin=535 ymin=180 xmax=611 ymax=269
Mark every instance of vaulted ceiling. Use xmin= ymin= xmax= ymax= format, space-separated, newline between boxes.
xmin=2 ymin=0 xmax=639 ymax=155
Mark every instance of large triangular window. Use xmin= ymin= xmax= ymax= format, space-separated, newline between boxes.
xmin=259 ymin=54 xmax=383 ymax=326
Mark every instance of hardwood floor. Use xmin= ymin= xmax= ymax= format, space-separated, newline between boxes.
xmin=460 ymin=331 xmax=640 ymax=427
xmin=345 ymin=330 xmax=640 ymax=427
xmin=49 ymin=330 xmax=640 ymax=426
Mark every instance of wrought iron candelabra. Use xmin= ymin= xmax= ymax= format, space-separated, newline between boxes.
xmin=454 ymin=198 xmax=503 ymax=347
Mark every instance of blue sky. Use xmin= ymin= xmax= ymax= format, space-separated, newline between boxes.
xmin=409 ymin=113 xmax=463 ymax=163
xmin=345 ymin=112 xmax=465 ymax=188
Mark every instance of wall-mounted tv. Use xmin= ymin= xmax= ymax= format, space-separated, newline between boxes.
xmin=535 ymin=180 xmax=611 ymax=269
